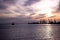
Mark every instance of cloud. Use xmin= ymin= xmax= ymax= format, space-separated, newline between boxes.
xmin=0 ymin=16 xmax=30 ymax=24
xmin=0 ymin=4 xmax=7 ymax=10
xmin=58 ymin=2 xmax=60 ymax=11
xmin=0 ymin=0 xmax=60 ymax=23
xmin=0 ymin=0 xmax=17 ymax=11
xmin=2 ymin=0 xmax=16 ymax=4
xmin=24 ymin=0 xmax=40 ymax=6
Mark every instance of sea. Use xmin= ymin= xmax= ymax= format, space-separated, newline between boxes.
xmin=0 ymin=24 xmax=60 ymax=40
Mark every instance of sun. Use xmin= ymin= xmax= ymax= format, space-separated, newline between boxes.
xmin=30 ymin=0 xmax=59 ymax=17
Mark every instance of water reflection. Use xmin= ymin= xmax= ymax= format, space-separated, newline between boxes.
xmin=45 ymin=24 xmax=52 ymax=38
xmin=34 ymin=24 xmax=53 ymax=40
xmin=36 ymin=24 xmax=60 ymax=40
xmin=43 ymin=24 xmax=53 ymax=40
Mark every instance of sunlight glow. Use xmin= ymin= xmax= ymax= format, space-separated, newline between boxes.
xmin=30 ymin=0 xmax=59 ymax=17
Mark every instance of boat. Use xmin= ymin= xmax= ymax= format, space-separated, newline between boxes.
xmin=11 ymin=22 xmax=15 ymax=25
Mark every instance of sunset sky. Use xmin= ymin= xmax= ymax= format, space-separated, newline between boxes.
xmin=0 ymin=0 xmax=60 ymax=23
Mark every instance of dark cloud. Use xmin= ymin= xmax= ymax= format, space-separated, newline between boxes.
xmin=0 ymin=0 xmax=17 ymax=11
xmin=2 ymin=0 xmax=16 ymax=4
xmin=0 ymin=17 xmax=29 ymax=24
xmin=24 ymin=0 xmax=40 ymax=6
xmin=3 ymin=0 xmax=14 ymax=2
xmin=14 ymin=10 xmax=21 ymax=13
xmin=58 ymin=2 xmax=60 ymax=11
xmin=0 ymin=4 xmax=7 ymax=10
xmin=38 ymin=14 xmax=45 ymax=18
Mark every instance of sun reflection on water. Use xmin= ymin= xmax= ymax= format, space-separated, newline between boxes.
xmin=34 ymin=24 xmax=53 ymax=39
xmin=45 ymin=24 xmax=52 ymax=38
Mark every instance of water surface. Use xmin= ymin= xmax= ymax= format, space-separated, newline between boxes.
xmin=0 ymin=24 xmax=60 ymax=40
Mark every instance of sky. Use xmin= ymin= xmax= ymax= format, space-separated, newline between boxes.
xmin=0 ymin=0 xmax=60 ymax=23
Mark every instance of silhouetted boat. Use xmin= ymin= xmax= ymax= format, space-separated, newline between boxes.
xmin=11 ymin=22 xmax=15 ymax=25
